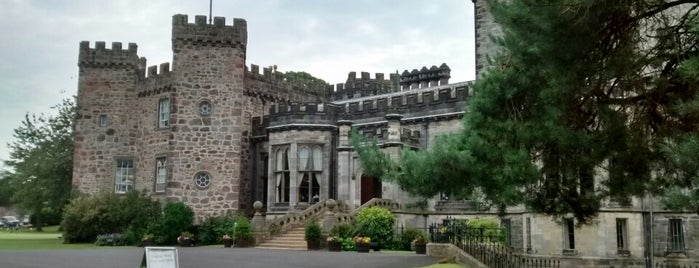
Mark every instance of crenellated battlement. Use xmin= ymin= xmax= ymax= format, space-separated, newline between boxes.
xmin=245 ymin=63 xmax=329 ymax=101
xmin=328 ymin=71 xmax=400 ymax=101
xmin=138 ymin=62 xmax=173 ymax=97
xmin=78 ymin=41 xmax=144 ymax=69
xmin=266 ymin=81 xmax=471 ymax=125
xmin=172 ymin=14 xmax=247 ymax=47
xmin=400 ymin=63 xmax=451 ymax=90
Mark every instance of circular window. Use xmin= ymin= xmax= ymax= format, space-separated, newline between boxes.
xmin=198 ymin=101 xmax=212 ymax=116
xmin=194 ymin=171 xmax=212 ymax=189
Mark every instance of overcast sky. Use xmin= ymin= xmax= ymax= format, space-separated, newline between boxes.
xmin=0 ymin=0 xmax=476 ymax=165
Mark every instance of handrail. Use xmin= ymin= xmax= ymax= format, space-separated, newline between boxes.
xmin=265 ymin=200 xmax=330 ymax=236
xmin=335 ymin=198 xmax=398 ymax=225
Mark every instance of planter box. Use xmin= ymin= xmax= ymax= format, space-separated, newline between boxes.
xmin=223 ymin=239 xmax=233 ymax=248
xmin=179 ymin=238 xmax=193 ymax=247
xmin=415 ymin=244 xmax=427 ymax=254
xmin=307 ymin=240 xmax=321 ymax=250
xmin=328 ymin=241 xmax=342 ymax=252
xmin=356 ymin=244 xmax=370 ymax=253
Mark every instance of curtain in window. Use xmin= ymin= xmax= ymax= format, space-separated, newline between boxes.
xmin=312 ymin=146 xmax=322 ymax=171
xmin=299 ymin=147 xmax=310 ymax=171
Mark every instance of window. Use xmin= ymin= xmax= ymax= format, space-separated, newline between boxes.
xmin=198 ymin=100 xmax=212 ymax=116
xmin=526 ymin=218 xmax=532 ymax=252
xmin=564 ymin=218 xmax=575 ymax=250
xmin=99 ymin=115 xmax=107 ymax=127
xmin=115 ymin=159 xmax=134 ymax=193
xmin=194 ymin=171 xmax=212 ymax=189
xmin=298 ymin=145 xmax=322 ymax=203
xmin=669 ymin=219 xmax=685 ymax=252
xmin=275 ymin=148 xmax=290 ymax=203
xmin=158 ymin=98 xmax=170 ymax=128
xmin=502 ymin=219 xmax=512 ymax=247
xmin=155 ymin=157 xmax=167 ymax=193
xmin=616 ymin=218 xmax=628 ymax=251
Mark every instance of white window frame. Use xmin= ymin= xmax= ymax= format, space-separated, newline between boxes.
xmin=158 ymin=98 xmax=170 ymax=128
xmin=155 ymin=157 xmax=167 ymax=193
xmin=115 ymin=159 xmax=134 ymax=194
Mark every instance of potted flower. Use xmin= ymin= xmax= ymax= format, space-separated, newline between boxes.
xmin=234 ymin=216 xmax=254 ymax=248
xmin=354 ymin=236 xmax=371 ymax=253
xmin=177 ymin=232 xmax=194 ymax=247
xmin=326 ymin=236 xmax=341 ymax=252
xmin=142 ymin=233 xmax=155 ymax=247
xmin=413 ymin=232 xmax=429 ymax=254
xmin=222 ymin=234 xmax=233 ymax=248
xmin=305 ymin=222 xmax=322 ymax=250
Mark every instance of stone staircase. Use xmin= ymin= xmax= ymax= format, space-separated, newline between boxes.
xmin=256 ymin=226 xmax=307 ymax=250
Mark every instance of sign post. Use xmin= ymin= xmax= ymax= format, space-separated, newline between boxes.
xmin=144 ymin=247 xmax=179 ymax=268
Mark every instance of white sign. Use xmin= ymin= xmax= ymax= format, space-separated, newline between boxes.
xmin=145 ymin=247 xmax=179 ymax=268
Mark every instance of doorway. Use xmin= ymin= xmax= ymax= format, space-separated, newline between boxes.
xmin=360 ymin=175 xmax=382 ymax=205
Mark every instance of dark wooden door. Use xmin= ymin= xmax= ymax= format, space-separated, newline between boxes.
xmin=360 ymin=175 xmax=382 ymax=204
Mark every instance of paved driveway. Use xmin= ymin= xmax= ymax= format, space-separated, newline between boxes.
xmin=0 ymin=247 xmax=438 ymax=268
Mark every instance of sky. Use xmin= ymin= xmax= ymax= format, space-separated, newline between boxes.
xmin=0 ymin=0 xmax=476 ymax=166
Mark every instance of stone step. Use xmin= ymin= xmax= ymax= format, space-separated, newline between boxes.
xmin=256 ymin=226 xmax=310 ymax=250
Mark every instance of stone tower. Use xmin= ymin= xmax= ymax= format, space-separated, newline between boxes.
xmin=472 ymin=0 xmax=501 ymax=77
xmin=167 ymin=15 xmax=249 ymax=216
xmin=73 ymin=41 xmax=145 ymax=193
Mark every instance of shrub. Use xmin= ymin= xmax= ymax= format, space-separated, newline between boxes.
xmin=234 ymin=216 xmax=252 ymax=240
xmin=198 ymin=216 xmax=236 ymax=245
xmin=94 ymin=233 xmax=127 ymax=246
xmin=330 ymin=223 xmax=355 ymax=239
xmin=466 ymin=218 xmax=505 ymax=243
xmin=304 ymin=222 xmax=322 ymax=241
xmin=398 ymin=228 xmax=425 ymax=250
xmin=355 ymin=206 xmax=395 ymax=247
xmin=154 ymin=202 xmax=194 ymax=245
xmin=61 ymin=191 xmax=161 ymax=244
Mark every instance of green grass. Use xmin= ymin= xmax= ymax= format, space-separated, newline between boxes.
xmin=0 ymin=226 xmax=131 ymax=250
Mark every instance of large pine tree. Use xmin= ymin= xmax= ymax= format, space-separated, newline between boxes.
xmin=355 ymin=0 xmax=699 ymax=222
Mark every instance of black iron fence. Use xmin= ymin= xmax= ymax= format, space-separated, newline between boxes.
xmin=655 ymin=264 xmax=699 ymax=268
xmin=428 ymin=220 xmax=560 ymax=268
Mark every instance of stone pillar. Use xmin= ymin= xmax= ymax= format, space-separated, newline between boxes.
xmin=251 ymin=201 xmax=266 ymax=245
xmin=336 ymin=120 xmax=353 ymax=204
xmin=384 ymin=114 xmax=403 ymax=203
xmin=322 ymin=199 xmax=338 ymax=236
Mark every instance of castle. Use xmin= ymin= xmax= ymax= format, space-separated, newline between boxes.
xmin=73 ymin=1 xmax=698 ymax=267
xmin=73 ymin=12 xmax=469 ymax=217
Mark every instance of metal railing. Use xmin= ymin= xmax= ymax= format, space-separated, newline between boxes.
xmin=429 ymin=221 xmax=560 ymax=268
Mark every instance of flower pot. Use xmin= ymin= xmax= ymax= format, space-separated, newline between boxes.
xmin=223 ymin=239 xmax=233 ymax=248
xmin=415 ymin=244 xmax=427 ymax=254
xmin=328 ymin=241 xmax=342 ymax=252
xmin=307 ymin=240 xmax=321 ymax=250
xmin=356 ymin=244 xmax=370 ymax=253
xmin=236 ymin=238 xmax=252 ymax=248
xmin=179 ymin=238 xmax=193 ymax=247
xmin=142 ymin=239 xmax=154 ymax=247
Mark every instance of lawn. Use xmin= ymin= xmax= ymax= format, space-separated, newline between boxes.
xmin=0 ymin=226 xmax=130 ymax=250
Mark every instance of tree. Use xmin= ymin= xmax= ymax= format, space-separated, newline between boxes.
xmin=4 ymin=99 xmax=75 ymax=230
xmin=284 ymin=71 xmax=329 ymax=91
xmin=355 ymin=0 xmax=699 ymax=223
